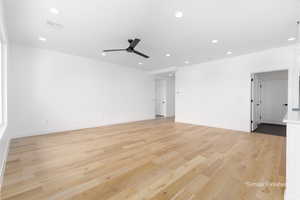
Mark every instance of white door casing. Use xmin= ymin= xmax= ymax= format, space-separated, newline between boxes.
xmin=251 ymin=75 xmax=262 ymax=131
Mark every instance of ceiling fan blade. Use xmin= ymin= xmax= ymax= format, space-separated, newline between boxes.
xmin=133 ymin=50 xmax=149 ymax=58
xmin=103 ymin=49 xmax=127 ymax=52
xmin=129 ymin=39 xmax=141 ymax=48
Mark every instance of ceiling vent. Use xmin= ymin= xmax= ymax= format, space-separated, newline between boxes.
xmin=46 ymin=20 xmax=64 ymax=30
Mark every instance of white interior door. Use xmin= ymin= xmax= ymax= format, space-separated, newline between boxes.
xmin=251 ymin=75 xmax=262 ymax=131
xmin=261 ymin=79 xmax=288 ymax=125
xmin=155 ymin=79 xmax=167 ymax=116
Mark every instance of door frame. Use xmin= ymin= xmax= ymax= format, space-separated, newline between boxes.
xmin=155 ymin=78 xmax=168 ymax=117
xmin=250 ymin=74 xmax=262 ymax=132
xmin=154 ymin=73 xmax=176 ymax=118
xmin=250 ymin=69 xmax=289 ymax=132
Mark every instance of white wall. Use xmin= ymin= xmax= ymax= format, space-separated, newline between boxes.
xmin=285 ymin=120 xmax=300 ymax=200
xmin=0 ymin=0 xmax=8 ymax=188
xmin=176 ymin=46 xmax=295 ymax=132
xmin=6 ymin=44 xmax=155 ymax=138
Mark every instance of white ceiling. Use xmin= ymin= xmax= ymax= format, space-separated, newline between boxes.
xmin=3 ymin=0 xmax=300 ymax=71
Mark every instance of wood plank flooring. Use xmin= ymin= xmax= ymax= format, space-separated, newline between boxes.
xmin=0 ymin=118 xmax=286 ymax=200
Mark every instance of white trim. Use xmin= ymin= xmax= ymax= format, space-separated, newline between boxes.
xmin=0 ymin=5 xmax=7 ymax=43
xmin=11 ymin=117 xmax=155 ymax=139
xmin=0 ymin=136 xmax=10 ymax=191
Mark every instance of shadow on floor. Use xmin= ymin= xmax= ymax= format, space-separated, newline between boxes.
xmin=254 ymin=123 xmax=286 ymax=137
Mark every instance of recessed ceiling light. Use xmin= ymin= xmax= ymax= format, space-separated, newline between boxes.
xmin=288 ymin=37 xmax=296 ymax=41
xmin=49 ymin=8 xmax=59 ymax=15
xmin=38 ymin=36 xmax=47 ymax=42
xmin=165 ymin=53 xmax=171 ymax=57
xmin=184 ymin=61 xmax=189 ymax=64
xmin=101 ymin=52 xmax=106 ymax=56
xmin=211 ymin=39 xmax=218 ymax=44
xmin=227 ymin=51 xmax=232 ymax=55
xmin=175 ymin=11 xmax=183 ymax=18
xmin=138 ymin=62 xmax=143 ymax=65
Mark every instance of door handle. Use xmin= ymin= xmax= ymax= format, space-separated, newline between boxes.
xmin=283 ymin=104 xmax=288 ymax=106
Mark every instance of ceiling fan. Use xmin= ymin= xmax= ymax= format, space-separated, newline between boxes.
xmin=103 ymin=38 xmax=149 ymax=58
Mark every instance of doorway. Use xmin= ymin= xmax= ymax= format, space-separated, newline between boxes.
xmin=155 ymin=72 xmax=175 ymax=118
xmin=251 ymin=70 xmax=288 ymax=136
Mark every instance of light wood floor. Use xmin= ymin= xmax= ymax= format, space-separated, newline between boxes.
xmin=1 ymin=118 xmax=286 ymax=200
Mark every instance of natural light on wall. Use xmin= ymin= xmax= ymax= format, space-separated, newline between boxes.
xmin=0 ymin=2 xmax=6 ymax=134
xmin=0 ymin=40 xmax=2 ymax=125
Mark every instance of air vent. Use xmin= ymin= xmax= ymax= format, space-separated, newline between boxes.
xmin=46 ymin=20 xmax=64 ymax=30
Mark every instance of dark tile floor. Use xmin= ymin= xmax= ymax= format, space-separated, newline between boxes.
xmin=254 ymin=123 xmax=286 ymax=137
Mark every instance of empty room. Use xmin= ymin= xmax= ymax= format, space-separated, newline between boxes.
xmin=0 ymin=0 xmax=300 ymax=200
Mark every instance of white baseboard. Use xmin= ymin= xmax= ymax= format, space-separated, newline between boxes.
xmin=12 ymin=117 xmax=155 ymax=139
xmin=174 ymin=118 xmax=248 ymax=132
xmin=0 ymin=137 xmax=10 ymax=191
xmin=285 ymin=189 xmax=300 ymax=200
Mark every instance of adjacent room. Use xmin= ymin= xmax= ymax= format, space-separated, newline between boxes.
xmin=0 ymin=0 xmax=300 ymax=200
xmin=251 ymin=70 xmax=288 ymax=136
xmin=154 ymin=72 xmax=175 ymax=119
